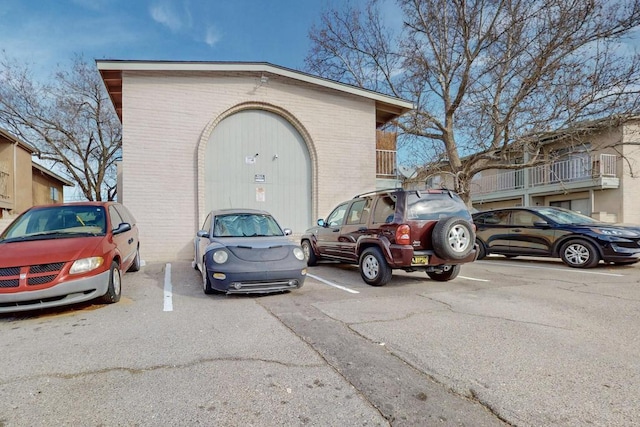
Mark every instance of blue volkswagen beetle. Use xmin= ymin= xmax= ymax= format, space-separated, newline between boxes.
xmin=193 ymin=209 xmax=307 ymax=294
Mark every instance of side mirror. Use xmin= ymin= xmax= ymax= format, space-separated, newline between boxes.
xmin=283 ymin=228 xmax=292 ymax=236
xmin=317 ymin=219 xmax=325 ymax=227
xmin=197 ymin=230 xmax=210 ymax=238
xmin=533 ymin=220 xmax=549 ymax=228
xmin=113 ymin=223 xmax=132 ymax=235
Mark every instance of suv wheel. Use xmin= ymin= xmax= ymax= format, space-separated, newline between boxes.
xmin=432 ymin=217 xmax=475 ymax=260
xmin=427 ymin=264 xmax=460 ymax=281
xmin=560 ymin=239 xmax=600 ymax=268
xmin=359 ymin=247 xmax=392 ymax=286
xmin=301 ymin=240 xmax=318 ymax=266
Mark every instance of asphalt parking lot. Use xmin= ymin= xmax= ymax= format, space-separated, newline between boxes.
xmin=1 ymin=256 xmax=639 ymax=426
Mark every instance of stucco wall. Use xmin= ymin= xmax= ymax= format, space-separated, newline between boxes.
xmin=121 ymin=71 xmax=377 ymax=261
xmin=621 ymin=121 xmax=640 ymax=224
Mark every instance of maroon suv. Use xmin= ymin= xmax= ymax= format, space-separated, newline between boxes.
xmin=301 ymin=189 xmax=477 ymax=286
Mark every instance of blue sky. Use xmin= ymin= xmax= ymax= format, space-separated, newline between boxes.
xmin=0 ymin=0 xmax=361 ymax=75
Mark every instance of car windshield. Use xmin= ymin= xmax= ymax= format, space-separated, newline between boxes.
xmin=537 ymin=207 xmax=599 ymax=224
xmin=213 ymin=213 xmax=284 ymax=237
xmin=0 ymin=205 xmax=107 ymax=242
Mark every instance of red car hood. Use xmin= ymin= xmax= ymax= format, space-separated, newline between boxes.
xmin=0 ymin=236 xmax=104 ymax=268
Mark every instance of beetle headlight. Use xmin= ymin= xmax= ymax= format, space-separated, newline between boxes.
xmin=70 ymin=257 xmax=104 ymax=274
xmin=293 ymin=247 xmax=305 ymax=261
xmin=212 ymin=250 xmax=229 ymax=264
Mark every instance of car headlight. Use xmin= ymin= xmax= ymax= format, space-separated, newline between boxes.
xmin=212 ymin=250 xmax=229 ymax=264
xmin=70 ymin=257 xmax=104 ymax=274
xmin=293 ymin=247 xmax=305 ymax=261
xmin=591 ymin=228 xmax=640 ymax=238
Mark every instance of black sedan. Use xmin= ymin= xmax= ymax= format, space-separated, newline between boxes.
xmin=193 ymin=209 xmax=307 ymax=294
xmin=473 ymin=206 xmax=640 ymax=268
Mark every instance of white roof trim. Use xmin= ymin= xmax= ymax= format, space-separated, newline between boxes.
xmin=96 ymin=60 xmax=414 ymax=110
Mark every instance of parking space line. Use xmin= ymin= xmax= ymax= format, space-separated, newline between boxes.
xmin=307 ymin=273 xmax=360 ymax=294
xmin=478 ymin=260 xmax=625 ymax=277
xmin=164 ymin=263 xmax=173 ymax=311
xmin=459 ymin=276 xmax=490 ymax=282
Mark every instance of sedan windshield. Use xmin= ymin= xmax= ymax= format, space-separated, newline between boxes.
xmin=213 ymin=214 xmax=283 ymax=237
xmin=0 ymin=205 xmax=107 ymax=242
xmin=537 ymin=207 xmax=599 ymax=225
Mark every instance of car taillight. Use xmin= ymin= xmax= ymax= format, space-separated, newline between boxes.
xmin=396 ymin=224 xmax=411 ymax=245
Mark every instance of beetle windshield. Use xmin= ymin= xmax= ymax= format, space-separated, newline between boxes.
xmin=213 ymin=214 xmax=284 ymax=237
xmin=0 ymin=205 xmax=107 ymax=242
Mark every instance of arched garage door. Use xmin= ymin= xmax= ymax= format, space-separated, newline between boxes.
xmin=205 ymin=109 xmax=311 ymax=233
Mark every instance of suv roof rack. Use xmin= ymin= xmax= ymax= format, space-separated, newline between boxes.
xmin=352 ymin=187 xmax=404 ymax=199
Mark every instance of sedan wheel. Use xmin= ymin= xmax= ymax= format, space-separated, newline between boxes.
xmin=560 ymin=240 xmax=600 ymax=268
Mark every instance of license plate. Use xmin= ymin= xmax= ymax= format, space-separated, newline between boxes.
xmin=411 ymin=255 xmax=428 ymax=265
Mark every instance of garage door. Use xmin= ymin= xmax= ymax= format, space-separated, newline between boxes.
xmin=205 ymin=109 xmax=312 ymax=233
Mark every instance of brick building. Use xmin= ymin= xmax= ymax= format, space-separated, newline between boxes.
xmin=97 ymin=61 xmax=413 ymax=261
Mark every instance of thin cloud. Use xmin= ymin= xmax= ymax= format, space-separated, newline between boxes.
xmin=204 ymin=26 xmax=221 ymax=47
xmin=150 ymin=1 xmax=183 ymax=32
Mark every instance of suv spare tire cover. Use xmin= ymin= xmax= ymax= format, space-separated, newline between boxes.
xmin=432 ymin=216 xmax=475 ymax=260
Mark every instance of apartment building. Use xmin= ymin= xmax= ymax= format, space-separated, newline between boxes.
xmin=470 ymin=117 xmax=640 ymax=224
xmin=0 ymin=128 xmax=73 ymax=232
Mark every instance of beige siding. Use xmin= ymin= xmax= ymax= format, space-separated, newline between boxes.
xmin=121 ymin=71 xmax=376 ymax=261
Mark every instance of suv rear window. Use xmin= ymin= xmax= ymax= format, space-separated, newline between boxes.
xmin=407 ymin=192 xmax=470 ymax=221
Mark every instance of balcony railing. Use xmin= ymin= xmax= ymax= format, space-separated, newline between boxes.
xmin=376 ymin=149 xmax=397 ymax=178
xmin=471 ymin=154 xmax=617 ymax=196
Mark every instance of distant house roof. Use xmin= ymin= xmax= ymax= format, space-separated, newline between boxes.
xmin=32 ymin=162 xmax=74 ymax=187
xmin=96 ymin=60 xmax=414 ymax=128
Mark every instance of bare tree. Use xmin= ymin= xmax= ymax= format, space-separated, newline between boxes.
xmin=0 ymin=53 xmax=121 ymax=201
xmin=306 ymin=0 xmax=640 ymax=203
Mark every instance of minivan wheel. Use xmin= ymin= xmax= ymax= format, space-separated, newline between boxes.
xmin=432 ymin=217 xmax=475 ymax=260
xmin=427 ymin=264 xmax=461 ymax=281
xmin=128 ymin=247 xmax=141 ymax=272
xmin=560 ymin=240 xmax=600 ymax=268
xmin=301 ymin=240 xmax=318 ymax=266
xmin=359 ymin=247 xmax=392 ymax=286
xmin=100 ymin=261 xmax=122 ymax=304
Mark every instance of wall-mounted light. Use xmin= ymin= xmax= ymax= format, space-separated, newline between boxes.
xmin=273 ymin=154 xmax=279 ymax=160
xmin=260 ymin=75 xmax=269 ymax=84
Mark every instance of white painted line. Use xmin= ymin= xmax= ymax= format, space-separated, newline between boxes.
xmin=163 ymin=263 xmax=173 ymax=312
xmin=478 ymin=260 xmax=625 ymax=277
xmin=459 ymin=275 xmax=490 ymax=282
xmin=307 ymin=273 xmax=360 ymax=294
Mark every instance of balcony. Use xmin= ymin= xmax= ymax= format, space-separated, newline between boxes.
xmin=471 ymin=154 xmax=619 ymax=198
xmin=376 ymin=149 xmax=397 ymax=178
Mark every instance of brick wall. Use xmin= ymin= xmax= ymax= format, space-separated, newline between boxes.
xmin=121 ymin=71 xmax=377 ymax=261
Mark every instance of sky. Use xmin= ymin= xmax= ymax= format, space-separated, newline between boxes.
xmin=0 ymin=0 xmax=361 ymax=76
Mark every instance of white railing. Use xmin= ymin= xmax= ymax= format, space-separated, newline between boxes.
xmin=376 ymin=149 xmax=396 ymax=178
xmin=471 ymin=154 xmax=617 ymax=196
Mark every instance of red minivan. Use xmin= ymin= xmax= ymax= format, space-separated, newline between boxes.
xmin=0 ymin=202 xmax=140 ymax=313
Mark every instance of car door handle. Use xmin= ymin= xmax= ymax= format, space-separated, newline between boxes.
xmin=332 ymin=229 xmax=340 ymax=232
